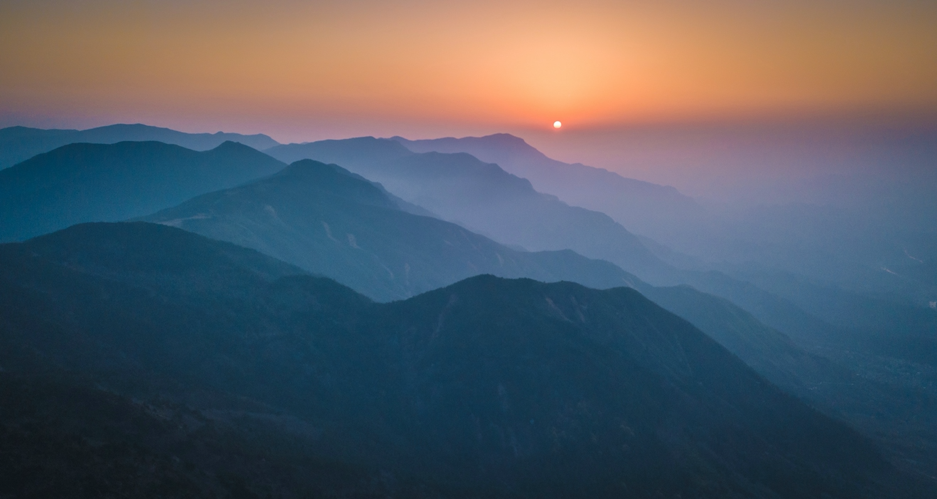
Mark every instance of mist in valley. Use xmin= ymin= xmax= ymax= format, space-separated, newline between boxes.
xmin=2 ymin=1 xmax=937 ymax=497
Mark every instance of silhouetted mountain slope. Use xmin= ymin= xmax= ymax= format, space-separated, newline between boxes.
xmin=636 ymin=284 xmax=937 ymax=454
xmin=730 ymin=269 xmax=937 ymax=368
xmin=263 ymin=138 xmax=865 ymax=353
xmin=0 ymin=371 xmax=409 ymax=499
xmin=138 ymin=158 xmax=874 ymax=417
xmin=0 ymin=124 xmax=279 ymax=169
xmin=395 ymin=133 xmax=701 ymax=239
xmin=393 ymin=135 xmax=937 ymax=337
xmin=143 ymin=159 xmax=639 ymax=301
xmin=638 ymin=284 xmax=839 ymax=392
xmin=0 ymin=141 xmax=285 ymax=241
xmin=140 ymin=158 xmax=865 ymax=413
xmin=266 ymin=138 xmax=669 ymax=280
xmin=0 ymin=222 xmax=908 ymax=498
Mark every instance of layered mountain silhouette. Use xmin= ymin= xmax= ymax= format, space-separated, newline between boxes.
xmin=3 ymin=127 xmax=933 ymax=490
xmin=0 ymin=134 xmax=861 ymax=404
xmin=0 ymin=222 xmax=908 ymax=498
xmin=395 ymin=133 xmax=701 ymax=239
xmin=392 ymin=135 xmax=937 ymax=322
xmin=143 ymin=159 xmax=640 ymax=301
xmin=0 ymin=124 xmax=279 ymax=169
xmin=397 ymin=135 xmax=937 ymax=343
xmin=137 ymin=155 xmax=801 ymax=384
xmin=266 ymin=138 xmax=670 ymax=281
xmin=137 ymin=153 xmax=936 ymax=459
xmin=0 ymin=140 xmax=285 ymax=241
xmin=263 ymin=138 xmax=866 ymax=351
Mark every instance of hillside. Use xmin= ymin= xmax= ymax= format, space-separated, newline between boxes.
xmin=0 ymin=140 xmax=285 ymax=241
xmin=0 ymin=124 xmax=279 ymax=169
xmin=143 ymin=159 xmax=639 ymax=301
xmin=394 ymin=133 xmax=701 ymax=239
xmin=266 ymin=138 xmax=669 ymax=281
xmin=0 ymin=222 xmax=909 ymax=498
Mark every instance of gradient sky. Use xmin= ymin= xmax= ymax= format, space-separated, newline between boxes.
xmin=2 ymin=0 xmax=936 ymax=139
xmin=2 ymin=0 xmax=936 ymax=200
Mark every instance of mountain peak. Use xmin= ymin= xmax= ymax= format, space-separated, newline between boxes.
xmin=253 ymin=158 xmax=397 ymax=209
xmin=210 ymin=139 xmax=259 ymax=152
xmin=478 ymin=132 xmax=530 ymax=145
xmin=278 ymin=158 xmax=342 ymax=177
xmin=394 ymin=133 xmax=549 ymax=163
xmin=0 ymin=123 xmax=281 ymax=169
xmin=0 ymin=140 xmax=285 ymax=241
xmin=394 ymin=132 xmax=702 ymax=241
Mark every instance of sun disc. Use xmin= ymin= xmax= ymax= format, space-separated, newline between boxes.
xmin=553 ymin=121 xmax=562 ymax=129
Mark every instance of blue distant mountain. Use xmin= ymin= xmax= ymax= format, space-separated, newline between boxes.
xmin=0 ymin=123 xmax=280 ymax=169
xmin=0 ymin=140 xmax=285 ymax=241
xmin=140 ymin=154 xmax=858 ymax=409
xmin=266 ymin=137 xmax=671 ymax=282
xmin=142 ymin=158 xmax=640 ymax=301
xmin=393 ymin=133 xmax=701 ymax=240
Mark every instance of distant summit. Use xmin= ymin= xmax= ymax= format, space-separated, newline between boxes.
xmin=267 ymin=136 xmax=671 ymax=282
xmin=143 ymin=158 xmax=639 ymax=301
xmin=394 ymin=133 xmax=701 ymax=240
xmin=394 ymin=133 xmax=549 ymax=163
xmin=0 ymin=123 xmax=280 ymax=169
xmin=0 ymin=141 xmax=285 ymax=241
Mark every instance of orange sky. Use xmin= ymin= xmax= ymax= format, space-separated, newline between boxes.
xmin=1 ymin=0 xmax=936 ymax=141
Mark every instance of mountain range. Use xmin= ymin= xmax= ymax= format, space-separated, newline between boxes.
xmin=0 ymin=136 xmax=845 ymax=360
xmin=0 ymin=222 xmax=909 ymax=498
xmin=3 ymin=125 xmax=937 ymax=494
xmin=142 ymin=159 xmax=639 ymax=301
xmin=262 ymin=138 xmax=869 ymax=351
xmin=136 ymin=154 xmax=824 ymax=391
xmin=0 ymin=140 xmax=285 ymax=241
xmin=394 ymin=133 xmax=702 ymax=241
xmin=266 ymin=137 xmax=670 ymax=282
xmin=137 ymin=154 xmax=937 ymax=477
xmin=0 ymin=124 xmax=280 ymax=170
xmin=392 ymin=134 xmax=937 ymax=322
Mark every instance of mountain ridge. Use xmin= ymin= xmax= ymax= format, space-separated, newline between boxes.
xmin=0 ymin=140 xmax=285 ymax=241
xmin=265 ymin=137 xmax=670 ymax=281
xmin=0 ymin=124 xmax=280 ymax=169
xmin=142 ymin=159 xmax=641 ymax=301
xmin=0 ymin=221 xmax=906 ymax=498
xmin=393 ymin=133 xmax=702 ymax=239
xmin=137 ymin=153 xmax=930 ymax=462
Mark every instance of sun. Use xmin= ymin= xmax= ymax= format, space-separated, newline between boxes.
xmin=553 ymin=121 xmax=562 ymax=129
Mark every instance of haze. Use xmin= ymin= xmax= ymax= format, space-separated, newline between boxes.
xmin=2 ymin=1 xmax=937 ymax=497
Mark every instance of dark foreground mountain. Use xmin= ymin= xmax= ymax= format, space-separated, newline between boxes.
xmin=0 ymin=140 xmax=285 ymax=241
xmin=0 ymin=124 xmax=279 ymax=169
xmin=266 ymin=138 xmax=669 ymax=281
xmin=143 ymin=159 xmax=639 ymax=301
xmin=0 ymin=222 xmax=917 ymax=498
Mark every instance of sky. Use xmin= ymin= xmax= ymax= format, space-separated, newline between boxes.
xmin=2 ymin=0 xmax=936 ymax=193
